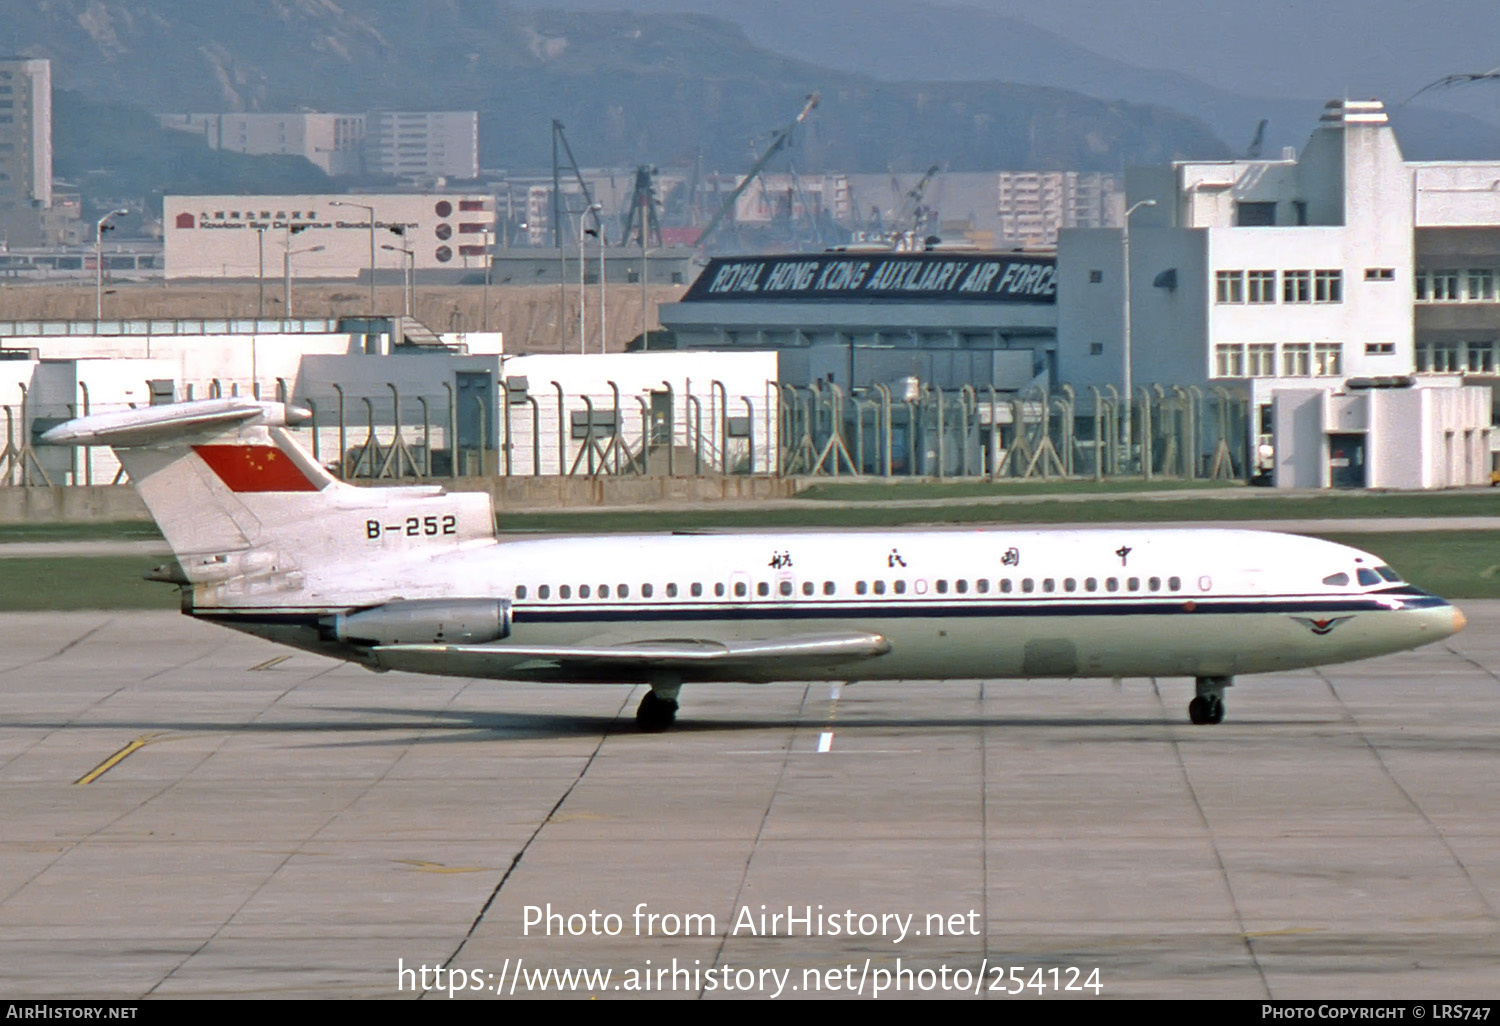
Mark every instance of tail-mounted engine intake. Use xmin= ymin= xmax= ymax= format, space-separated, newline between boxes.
xmin=331 ymin=598 xmax=512 ymax=647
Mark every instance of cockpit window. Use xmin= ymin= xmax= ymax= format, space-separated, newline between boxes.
xmin=1356 ymin=568 xmax=1381 ymax=587
xmin=1321 ymin=572 xmax=1350 ymax=587
xmin=1375 ymin=566 xmax=1401 ymax=583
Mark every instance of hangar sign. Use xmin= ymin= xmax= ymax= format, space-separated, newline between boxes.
xmin=683 ymin=253 xmax=1056 ymax=304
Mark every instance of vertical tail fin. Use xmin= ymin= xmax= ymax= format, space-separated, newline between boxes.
xmin=42 ymin=400 xmax=495 ymax=603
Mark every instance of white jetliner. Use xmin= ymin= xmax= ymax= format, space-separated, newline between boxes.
xmin=43 ymin=399 xmax=1465 ymax=730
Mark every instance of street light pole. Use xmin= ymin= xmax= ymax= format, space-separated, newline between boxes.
xmin=255 ymin=227 xmax=266 ymax=318
xmin=482 ymin=229 xmax=493 ymax=333
xmin=94 ymin=208 xmax=127 ymax=320
xmin=382 ymin=244 xmax=414 ymax=318
xmin=331 ymin=200 xmax=376 ymax=313
xmin=598 ymin=225 xmax=608 ymax=354
xmin=284 ymin=242 xmax=325 ymax=318
xmin=1121 ymin=198 xmax=1157 ymax=457
xmin=578 ymin=203 xmax=601 ymax=355
xmin=639 ymin=243 xmax=657 ymax=351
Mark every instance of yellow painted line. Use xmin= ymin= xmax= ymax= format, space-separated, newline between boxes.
xmin=394 ymin=859 xmax=490 ymax=875
xmin=73 ymin=733 xmax=167 ymax=786
xmin=249 ymin=655 xmax=292 ymax=671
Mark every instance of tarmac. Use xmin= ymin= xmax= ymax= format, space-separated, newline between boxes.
xmin=0 ymin=607 xmax=1497 ymax=999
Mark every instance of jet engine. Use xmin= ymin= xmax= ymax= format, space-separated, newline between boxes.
xmin=331 ymin=598 xmax=512 ymax=647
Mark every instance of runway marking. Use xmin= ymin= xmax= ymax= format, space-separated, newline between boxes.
xmin=394 ymin=859 xmax=490 ymax=875
xmin=249 ymin=655 xmax=292 ymax=671
xmin=73 ymin=733 xmax=167 ymax=786
xmin=1243 ymin=927 xmax=1324 ymax=938
xmin=817 ymin=731 xmax=834 ymax=753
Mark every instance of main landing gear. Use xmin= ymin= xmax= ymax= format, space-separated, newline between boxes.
xmin=636 ymin=682 xmax=681 ymax=732
xmin=1188 ymin=676 xmax=1231 ymax=725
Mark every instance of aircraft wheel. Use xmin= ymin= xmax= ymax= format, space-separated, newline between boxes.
xmin=1188 ymin=695 xmax=1225 ymax=725
xmin=636 ymin=690 xmax=678 ymax=732
xmin=1205 ymin=696 xmax=1225 ymax=724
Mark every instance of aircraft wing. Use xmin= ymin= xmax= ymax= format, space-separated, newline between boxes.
xmin=368 ymin=631 xmax=891 ymax=683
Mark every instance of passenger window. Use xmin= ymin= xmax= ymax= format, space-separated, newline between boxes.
xmin=1148 ymin=577 xmax=1160 ymax=592
xmin=580 ymin=585 xmax=592 ymax=598
xmin=1106 ymin=578 xmax=1119 ymax=592
xmin=1001 ymin=579 xmax=1013 ymax=593
xmin=757 ymin=582 xmax=769 ymax=597
xmin=1042 ymin=578 xmax=1055 ymax=593
xmin=1021 ymin=579 xmax=1034 ymax=593
xmin=538 ymin=584 xmax=550 ymax=599
xmin=714 ymin=583 xmax=725 ymax=598
xmin=559 ymin=585 xmax=572 ymax=599
xmin=856 ymin=581 xmax=868 ymax=595
xmin=1063 ymin=578 xmax=1076 ymax=592
xmin=873 ymin=580 xmax=886 ymax=595
xmin=780 ymin=581 xmax=793 ymax=596
xmin=1127 ymin=578 xmax=1140 ymax=592
xmin=1322 ymin=572 xmax=1349 ymax=587
xmin=956 ymin=579 xmax=969 ymax=594
xmin=618 ymin=584 xmax=629 ymax=598
xmin=736 ymin=582 xmax=748 ymax=598
xmin=823 ymin=581 xmax=835 ymax=595
xmin=894 ymin=579 xmax=907 ymax=594
xmin=936 ymin=580 xmax=948 ymax=594
xmin=1085 ymin=578 xmax=1097 ymax=592
xmin=976 ymin=579 xmax=989 ymax=594
xmin=640 ymin=583 xmax=651 ymax=598
xmin=515 ymin=585 xmax=528 ymax=599
xmin=802 ymin=581 xmax=814 ymax=596
xmin=667 ymin=583 xmax=678 ymax=597
xmin=1168 ymin=577 xmax=1181 ymax=591
xmin=598 ymin=584 xmax=610 ymax=599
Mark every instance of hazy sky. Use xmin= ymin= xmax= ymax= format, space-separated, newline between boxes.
xmin=518 ymin=0 xmax=1500 ymax=125
xmin=950 ymin=0 xmax=1500 ymax=103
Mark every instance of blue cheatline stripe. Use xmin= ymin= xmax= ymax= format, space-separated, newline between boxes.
xmin=191 ymin=592 xmax=1448 ymax=628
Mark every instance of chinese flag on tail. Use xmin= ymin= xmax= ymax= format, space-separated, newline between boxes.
xmin=193 ymin=445 xmax=320 ymax=492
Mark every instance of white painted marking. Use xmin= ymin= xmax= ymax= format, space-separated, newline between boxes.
xmin=817 ymin=731 xmax=833 ymax=753
xmin=829 ymin=683 xmax=843 ymax=701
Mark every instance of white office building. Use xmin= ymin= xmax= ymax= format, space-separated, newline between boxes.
xmin=1056 ymin=98 xmax=1495 ymax=487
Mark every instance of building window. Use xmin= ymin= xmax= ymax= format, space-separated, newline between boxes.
xmin=1247 ymin=343 xmax=1276 ymax=376
xmin=1312 ymin=342 xmax=1343 ymax=376
xmin=1283 ymin=270 xmax=1311 ymax=303
xmin=1468 ymin=269 xmax=1495 ymax=301
xmin=1419 ymin=343 xmax=1461 ymax=372
xmin=1314 ymin=270 xmax=1342 ymax=303
xmin=1089 ymin=342 xmax=1104 ymax=355
xmin=1247 ymin=270 xmax=1276 ymax=303
xmin=1429 ymin=269 xmax=1461 ymax=301
xmin=1282 ymin=342 xmax=1312 ymax=376
xmin=1365 ymin=267 xmax=1395 ymax=281
xmin=1215 ymin=270 xmax=1244 ymax=304
xmin=1467 ymin=341 xmax=1497 ymax=373
xmin=1365 ymin=342 xmax=1395 ymax=356
xmin=1088 ymin=270 xmax=1103 ymax=283
xmin=1214 ymin=343 xmax=1245 ymax=378
xmin=1235 ymin=201 xmax=1276 ymax=226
